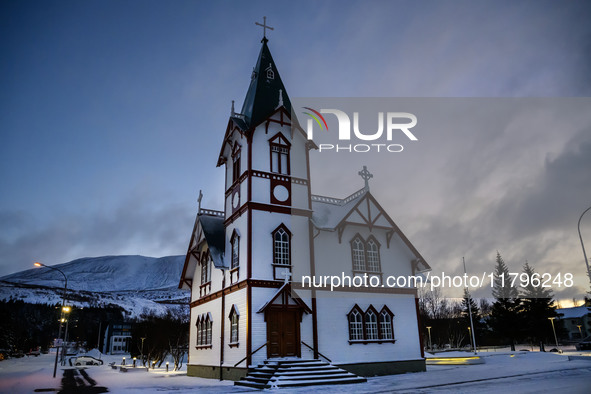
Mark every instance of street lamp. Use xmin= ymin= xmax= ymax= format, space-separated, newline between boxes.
xmin=140 ymin=337 xmax=146 ymax=366
xmin=548 ymin=317 xmax=559 ymax=349
xmin=61 ymin=306 xmax=72 ymax=366
xmin=576 ymin=325 xmax=583 ymax=339
xmin=577 ymin=205 xmax=591 ymax=290
xmin=426 ymin=326 xmax=432 ymax=352
xmin=34 ymin=262 xmax=68 ymax=378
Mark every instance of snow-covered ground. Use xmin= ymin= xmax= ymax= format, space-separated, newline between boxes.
xmin=1 ymin=351 xmax=590 ymax=393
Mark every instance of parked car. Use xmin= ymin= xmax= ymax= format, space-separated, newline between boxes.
xmin=73 ymin=356 xmax=103 ymax=366
xmin=27 ymin=348 xmax=41 ymax=357
xmin=575 ymin=335 xmax=591 ymax=351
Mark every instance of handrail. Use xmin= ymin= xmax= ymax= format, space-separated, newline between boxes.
xmin=301 ymin=341 xmax=332 ymax=363
xmin=234 ymin=341 xmax=269 ymax=367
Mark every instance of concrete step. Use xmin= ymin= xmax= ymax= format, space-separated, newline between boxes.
xmin=235 ymin=358 xmax=366 ymax=390
xmin=273 ymin=376 xmax=368 ymax=388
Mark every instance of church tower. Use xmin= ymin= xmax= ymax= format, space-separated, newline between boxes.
xmin=215 ymin=24 xmax=316 ymax=370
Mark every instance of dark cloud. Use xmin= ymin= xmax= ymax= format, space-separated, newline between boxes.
xmin=0 ymin=191 xmax=195 ymax=277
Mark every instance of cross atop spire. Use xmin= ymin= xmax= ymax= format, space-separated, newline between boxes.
xmin=358 ymin=166 xmax=373 ymax=190
xmin=255 ymin=16 xmax=274 ymax=42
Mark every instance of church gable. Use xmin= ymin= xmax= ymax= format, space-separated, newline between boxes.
xmin=179 ymin=211 xmax=226 ymax=290
xmin=311 ymin=183 xmax=430 ymax=273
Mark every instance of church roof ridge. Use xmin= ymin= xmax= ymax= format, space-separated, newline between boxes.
xmin=311 ymin=187 xmax=368 ymax=206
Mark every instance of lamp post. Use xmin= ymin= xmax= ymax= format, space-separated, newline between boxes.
xmin=140 ymin=337 xmax=146 ymax=366
xmin=34 ymin=262 xmax=68 ymax=378
xmin=426 ymin=326 xmax=432 ymax=352
xmin=576 ymin=325 xmax=583 ymax=339
xmin=548 ymin=317 xmax=559 ymax=349
xmin=61 ymin=306 xmax=72 ymax=366
xmin=577 ymin=205 xmax=591 ymax=290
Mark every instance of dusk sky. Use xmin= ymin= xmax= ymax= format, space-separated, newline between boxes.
xmin=1 ymin=1 xmax=590 ymax=303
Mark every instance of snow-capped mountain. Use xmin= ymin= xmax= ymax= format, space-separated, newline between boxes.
xmin=0 ymin=255 xmax=189 ymax=318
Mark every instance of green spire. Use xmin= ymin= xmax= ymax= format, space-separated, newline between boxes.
xmin=240 ymin=39 xmax=292 ymax=128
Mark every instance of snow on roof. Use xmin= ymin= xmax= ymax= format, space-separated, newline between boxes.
xmin=311 ymin=187 xmax=367 ymax=230
xmin=556 ymin=306 xmax=591 ymax=319
xmin=198 ymin=213 xmax=227 ymax=269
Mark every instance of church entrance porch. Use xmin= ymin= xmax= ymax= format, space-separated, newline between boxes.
xmin=257 ymin=282 xmax=311 ymax=359
xmin=266 ymin=307 xmax=301 ymax=358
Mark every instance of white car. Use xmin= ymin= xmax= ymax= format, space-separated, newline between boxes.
xmin=73 ymin=356 xmax=104 ymax=366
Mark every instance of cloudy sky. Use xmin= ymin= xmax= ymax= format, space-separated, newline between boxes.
xmin=1 ymin=1 xmax=590 ymax=302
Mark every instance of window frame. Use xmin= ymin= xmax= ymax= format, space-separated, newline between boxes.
xmin=200 ymin=251 xmax=211 ymax=285
xmin=350 ymin=234 xmax=383 ymax=275
xmin=347 ymin=304 xmax=364 ymax=341
xmin=272 ymin=224 xmax=291 ymax=267
xmin=268 ymin=133 xmax=291 ymax=175
xmin=347 ymin=304 xmax=396 ymax=344
xmin=228 ymin=305 xmax=240 ymax=347
xmin=350 ymin=235 xmax=366 ymax=272
xmin=230 ymin=231 xmax=240 ymax=270
xmin=365 ymin=235 xmax=382 ymax=274
xmin=231 ymin=143 xmax=241 ymax=184
xmin=196 ymin=313 xmax=213 ymax=349
xmin=364 ymin=306 xmax=379 ymax=340
xmin=379 ymin=306 xmax=395 ymax=340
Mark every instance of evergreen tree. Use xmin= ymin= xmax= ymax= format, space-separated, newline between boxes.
xmin=462 ymin=288 xmax=483 ymax=349
xmin=520 ymin=262 xmax=556 ymax=351
xmin=489 ymin=252 xmax=521 ymax=350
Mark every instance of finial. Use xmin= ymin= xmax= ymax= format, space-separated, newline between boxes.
xmin=231 ymin=100 xmax=235 ymax=116
xmin=198 ymin=190 xmax=203 ymax=212
xmin=281 ymin=270 xmax=292 ymax=284
xmin=358 ymin=165 xmax=373 ymax=190
xmin=276 ymin=89 xmax=284 ymax=109
xmin=255 ymin=16 xmax=274 ymax=41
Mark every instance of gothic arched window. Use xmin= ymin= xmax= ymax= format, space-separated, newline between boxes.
xmin=351 ymin=236 xmax=366 ymax=272
xmin=365 ymin=307 xmax=379 ymax=340
xmin=229 ymin=305 xmax=239 ymax=345
xmin=272 ymin=224 xmax=291 ymax=266
xmin=269 ymin=133 xmax=291 ymax=175
xmin=366 ymin=237 xmax=381 ymax=273
xmin=347 ymin=305 xmax=364 ymax=341
xmin=379 ymin=306 xmax=395 ymax=340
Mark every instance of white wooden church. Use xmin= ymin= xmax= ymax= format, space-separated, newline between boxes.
xmin=179 ymin=25 xmax=431 ymax=388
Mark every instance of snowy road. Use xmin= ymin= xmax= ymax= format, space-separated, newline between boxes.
xmin=393 ymin=367 xmax=591 ymax=393
xmin=1 ymin=351 xmax=590 ymax=393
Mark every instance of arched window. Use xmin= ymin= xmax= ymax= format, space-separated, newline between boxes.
xmin=379 ymin=307 xmax=395 ymax=340
xmin=205 ymin=314 xmax=212 ymax=346
xmin=269 ymin=133 xmax=291 ymax=175
xmin=366 ymin=238 xmax=381 ymax=273
xmin=348 ymin=306 xmax=364 ymax=341
xmin=229 ymin=305 xmax=239 ymax=345
xmin=365 ymin=308 xmax=379 ymax=340
xmin=196 ymin=313 xmax=213 ymax=348
xmin=201 ymin=251 xmax=211 ymax=285
xmin=350 ymin=235 xmax=382 ymax=274
xmin=272 ymin=225 xmax=291 ymax=266
xmin=231 ymin=232 xmax=239 ymax=270
xmin=351 ymin=236 xmax=366 ymax=272
xmin=232 ymin=143 xmax=241 ymax=183
xmin=196 ymin=319 xmax=202 ymax=346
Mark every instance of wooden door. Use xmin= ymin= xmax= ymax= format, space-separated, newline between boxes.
xmin=267 ymin=309 xmax=300 ymax=358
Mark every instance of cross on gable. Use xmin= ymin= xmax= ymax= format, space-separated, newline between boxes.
xmin=358 ymin=165 xmax=373 ymax=189
xmin=255 ymin=16 xmax=274 ymax=40
xmin=281 ymin=270 xmax=292 ymax=284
